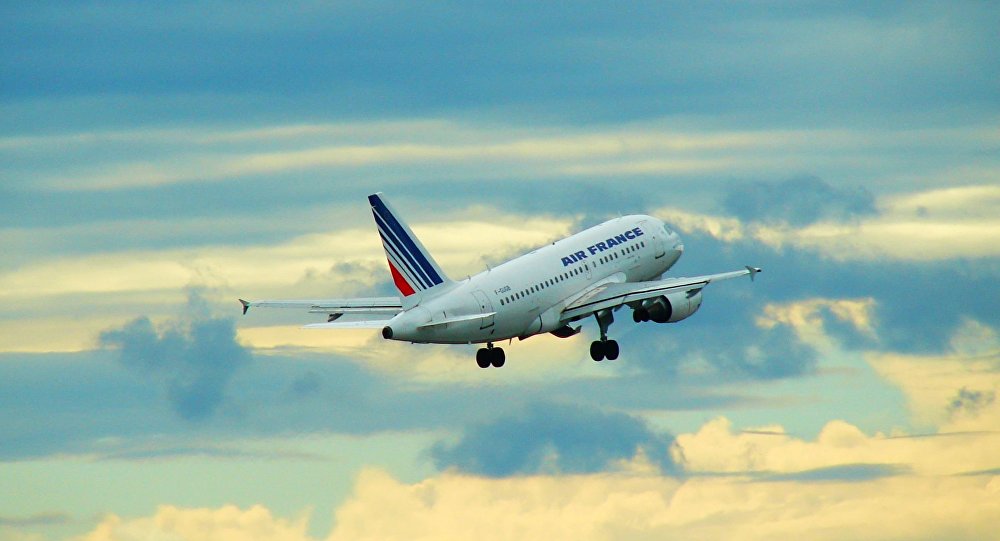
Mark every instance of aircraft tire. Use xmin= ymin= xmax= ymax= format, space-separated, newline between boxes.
xmin=590 ymin=341 xmax=605 ymax=362
xmin=605 ymin=340 xmax=620 ymax=360
xmin=491 ymin=348 xmax=505 ymax=368
xmin=476 ymin=348 xmax=490 ymax=368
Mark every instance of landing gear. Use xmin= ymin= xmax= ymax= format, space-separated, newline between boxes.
xmin=590 ymin=339 xmax=620 ymax=362
xmin=590 ymin=309 xmax=621 ymax=362
xmin=476 ymin=343 xmax=505 ymax=368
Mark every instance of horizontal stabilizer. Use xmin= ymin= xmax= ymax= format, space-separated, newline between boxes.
xmin=239 ymin=297 xmax=402 ymax=316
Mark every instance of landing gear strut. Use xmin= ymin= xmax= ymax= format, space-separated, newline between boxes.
xmin=476 ymin=343 xmax=505 ymax=368
xmin=590 ymin=309 xmax=620 ymax=362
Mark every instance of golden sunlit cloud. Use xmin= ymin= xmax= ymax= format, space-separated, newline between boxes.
xmin=656 ymin=184 xmax=1000 ymax=261
xmin=0 ymin=213 xmax=571 ymax=353
xmin=755 ymin=297 xmax=877 ymax=351
xmin=675 ymin=416 xmax=1000 ymax=477
xmin=866 ymin=319 xmax=1000 ymax=432
xmin=29 ymin=120 xmax=997 ymax=192
xmin=77 ymin=459 xmax=1000 ymax=541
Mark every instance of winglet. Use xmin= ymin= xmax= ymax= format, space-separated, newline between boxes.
xmin=239 ymin=299 xmax=250 ymax=315
xmin=746 ymin=266 xmax=762 ymax=281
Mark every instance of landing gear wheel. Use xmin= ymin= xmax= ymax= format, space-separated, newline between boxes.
xmin=605 ymin=340 xmax=620 ymax=360
xmin=491 ymin=348 xmax=506 ymax=368
xmin=590 ymin=341 xmax=605 ymax=362
xmin=476 ymin=348 xmax=490 ymax=368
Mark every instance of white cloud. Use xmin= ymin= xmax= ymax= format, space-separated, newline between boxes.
xmin=15 ymin=119 xmax=995 ymax=193
xmin=67 ymin=409 xmax=1000 ymax=541
xmin=866 ymin=319 xmax=1000 ymax=432
xmin=674 ymin=416 xmax=1000 ymax=477
xmin=74 ymin=463 xmax=1000 ymax=541
xmin=756 ymin=297 xmax=877 ymax=351
xmin=657 ymin=184 xmax=1000 ymax=260
xmin=77 ymin=505 xmax=312 ymax=541
xmin=0 ymin=213 xmax=570 ymax=353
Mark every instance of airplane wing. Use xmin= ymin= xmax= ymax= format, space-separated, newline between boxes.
xmin=239 ymin=297 xmax=402 ymax=328
xmin=560 ymin=266 xmax=761 ymax=321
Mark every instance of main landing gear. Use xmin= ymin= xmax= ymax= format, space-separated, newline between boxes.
xmin=590 ymin=338 xmax=619 ymax=362
xmin=476 ymin=343 xmax=505 ymax=368
xmin=590 ymin=309 xmax=620 ymax=362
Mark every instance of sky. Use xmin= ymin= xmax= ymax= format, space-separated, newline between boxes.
xmin=2 ymin=1 xmax=999 ymax=540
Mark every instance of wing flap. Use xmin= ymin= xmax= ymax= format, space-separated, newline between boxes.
xmin=561 ymin=266 xmax=761 ymax=321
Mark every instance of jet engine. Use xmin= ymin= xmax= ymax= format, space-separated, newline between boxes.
xmin=632 ymin=289 xmax=703 ymax=323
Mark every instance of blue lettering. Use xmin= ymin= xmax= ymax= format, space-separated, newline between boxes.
xmin=624 ymin=230 xmax=636 ymax=240
xmin=561 ymin=256 xmax=574 ymax=267
xmin=575 ymin=250 xmax=587 ymax=260
xmin=615 ymin=234 xmax=627 ymax=243
xmin=596 ymin=241 xmax=608 ymax=252
xmin=588 ymin=245 xmax=600 ymax=255
xmin=606 ymin=238 xmax=619 ymax=247
xmin=632 ymin=227 xmax=644 ymax=237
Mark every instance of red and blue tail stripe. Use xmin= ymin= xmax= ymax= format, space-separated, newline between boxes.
xmin=369 ymin=193 xmax=446 ymax=297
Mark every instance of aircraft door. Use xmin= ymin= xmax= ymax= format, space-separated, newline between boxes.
xmin=472 ymin=290 xmax=495 ymax=330
xmin=641 ymin=220 xmax=666 ymax=258
xmin=653 ymin=235 xmax=666 ymax=258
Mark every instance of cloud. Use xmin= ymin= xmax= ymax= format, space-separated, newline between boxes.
xmin=947 ymin=388 xmax=996 ymax=419
xmin=79 ymin=466 xmax=1000 ymax=541
xmin=721 ymin=176 xmax=877 ymax=226
xmin=5 ymin=2 xmax=997 ymax=128
xmin=866 ymin=324 xmax=1000 ymax=431
xmin=674 ymin=416 xmax=1000 ymax=478
xmin=756 ymin=463 xmax=909 ymax=483
xmin=660 ymin=183 xmax=1000 ymax=262
xmin=99 ymin=291 xmax=251 ymax=421
xmin=622 ymin=295 xmax=820 ymax=382
xmin=77 ymin=505 xmax=311 ymax=541
xmin=756 ymin=297 xmax=878 ymax=352
xmin=431 ymin=401 xmax=677 ymax=476
xmin=663 ymin=216 xmax=1000 ymax=355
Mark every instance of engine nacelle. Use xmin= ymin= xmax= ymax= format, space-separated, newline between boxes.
xmin=636 ymin=290 xmax=703 ymax=323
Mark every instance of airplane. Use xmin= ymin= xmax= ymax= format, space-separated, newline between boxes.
xmin=240 ymin=192 xmax=761 ymax=368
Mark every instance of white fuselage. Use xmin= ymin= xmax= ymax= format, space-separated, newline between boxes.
xmin=384 ymin=215 xmax=684 ymax=344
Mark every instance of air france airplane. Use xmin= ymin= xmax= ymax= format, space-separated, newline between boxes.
xmin=240 ymin=193 xmax=761 ymax=368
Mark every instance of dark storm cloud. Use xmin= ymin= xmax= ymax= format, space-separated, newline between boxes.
xmin=98 ymin=291 xmax=251 ymax=421
xmin=431 ymin=401 xmax=677 ymax=477
xmin=3 ymin=2 xmax=997 ymax=129
xmin=721 ymin=176 xmax=877 ymax=226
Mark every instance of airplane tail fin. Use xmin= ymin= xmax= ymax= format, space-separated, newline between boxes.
xmin=368 ymin=192 xmax=453 ymax=307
